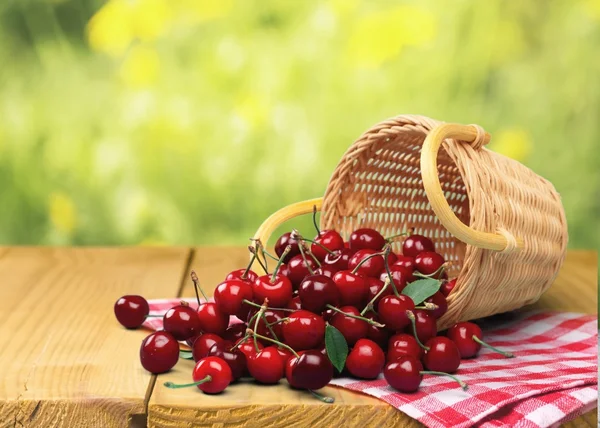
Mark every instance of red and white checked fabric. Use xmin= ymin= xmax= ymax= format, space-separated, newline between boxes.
xmin=144 ymin=300 xmax=598 ymax=428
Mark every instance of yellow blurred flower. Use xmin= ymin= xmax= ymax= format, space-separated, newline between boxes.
xmin=583 ymin=0 xmax=600 ymax=20
xmin=235 ymin=95 xmax=269 ymax=128
xmin=347 ymin=5 xmax=437 ymax=67
xmin=490 ymin=129 xmax=532 ymax=162
xmin=329 ymin=0 xmax=359 ymax=15
xmin=119 ymin=45 xmax=160 ymax=87
xmin=134 ymin=0 xmax=172 ymax=42
xmin=49 ymin=192 xmax=77 ymax=235
xmin=176 ymin=0 xmax=233 ymax=23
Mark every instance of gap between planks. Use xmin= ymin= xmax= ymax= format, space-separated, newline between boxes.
xmin=139 ymin=247 xmax=196 ymax=428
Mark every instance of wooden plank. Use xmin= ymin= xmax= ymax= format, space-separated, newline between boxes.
xmin=0 ymin=247 xmax=191 ymax=428
xmin=148 ymin=248 xmax=597 ymax=428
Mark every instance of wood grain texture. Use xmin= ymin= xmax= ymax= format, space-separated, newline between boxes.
xmin=0 ymin=247 xmax=190 ymax=428
xmin=148 ymin=248 xmax=597 ymax=428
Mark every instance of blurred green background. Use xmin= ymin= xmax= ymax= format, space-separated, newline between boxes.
xmin=0 ymin=0 xmax=598 ymax=248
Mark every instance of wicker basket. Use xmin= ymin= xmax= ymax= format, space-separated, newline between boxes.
xmin=254 ymin=115 xmax=568 ymax=330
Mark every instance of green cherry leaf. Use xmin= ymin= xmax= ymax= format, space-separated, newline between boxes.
xmin=401 ymin=278 xmax=442 ymax=305
xmin=325 ymin=324 xmax=348 ymax=373
xmin=179 ymin=350 xmax=194 ymax=360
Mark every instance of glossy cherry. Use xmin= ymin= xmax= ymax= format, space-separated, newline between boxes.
xmin=253 ymin=309 xmax=285 ymax=343
xmin=377 ymin=295 xmax=415 ymax=331
xmin=366 ymin=313 xmax=390 ymax=349
xmin=323 ymin=248 xmax=354 ymax=271
xmin=225 ymin=268 xmax=259 ymax=284
xmin=394 ymin=255 xmax=415 ymax=271
xmin=387 ymin=333 xmax=423 ymax=362
xmin=311 ymin=230 xmax=345 ymax=261
xmin=223 ymin=323 xmax=247 ymax=343
xmin=345 ymin=339 xmax=385 ymax=380
xmin=329 ymin=306 xmax=368 ymax=346
xmin=281 ymin=310 xmax=326 ymax=350
xmin=191 ymin=356 xmax=232 ymax=393
xmin=275 ymin=346 xmax=294 ymax=363
xmin=378 ymin=265 xmax=415 ymax=293
xmin=287 ymin=255 xmax=318 ymax=289
xmin=247 ymin=346 xmax=285 ymax=384
xmin=192 ymin=333 xmax=224 ymax=361
xmin=424 ymin=291 xmax=447 ymax=319
xmin=385 ymin=251 xmax=398 ymax=266
xmin=287 ymin=296 xmax=302 ymax=311
xmin=274 ymin=232 xmax=301 ymax=262
xmin=236 ymin=337 xmax=264 ymax=360
xmin=288 ymin=350 xmax=333 ymax=390
xmin=365 ymin=278 xmax=392 ymax=308
xmin=348 ymin=249 xmax=384 ymax=278
xmin=315 ymin=265 xmax=338 ymax=279
xmin=423 ymin=337 xmax=461 ymax=373
xmin=114 ymin=295 xmax=149 ymax=329
xmin=139 ymin=331 xmax=179 ymax=374
xmin=197 ymin=302 xmax=229 ymax=336
xmin=298 ymin=274 xmax=340 ymax=313
xmin=207 ymin=341 xmax=246 ymax=380
xmin=163 ymin=303 xmax=202 ymax=341
xmin=253 ymin=274 xmax=293 ymax=307
xmin=415 ymin=251 xmax=446 ymax=278
xmin=447 ymin=321 xmax=514 ymax=359
xmin=214 ymin=279 xmax=254 ymax=318
xmin=411 ymin=310 xmax=438 ymax=344
xmin=349 ymin=228 xmax=386 ymax=251
xmin=384 ymin=356 xmax=423 ymax=393
xmin=440 ymin=278 xmax=457 ymax=297
xmin=402 ymin=233 xmax=435 ymax=258
xmin=333 ymin=270 xmax=368 ymax=307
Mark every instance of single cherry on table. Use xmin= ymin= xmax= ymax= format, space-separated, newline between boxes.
xmin=422 ymin=336 xmax=462 ymax=373
xmin=288 ymin=350 xmax=333 ymax=390
xmin=447 ymin=321 xmax=514 ymax=359
xmin=345 ymin=338 xmax=385 ymax=380
xmin=163 ymin=303 xmax=202 ymax=341
xmin=114 ymin=295 xmax=149 ymax=329
xmin=140 ymin=331 xmax=179 ymax=374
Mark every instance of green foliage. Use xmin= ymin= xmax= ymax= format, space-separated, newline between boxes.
xmin=0 ymin=0 xmax=598 ymax=249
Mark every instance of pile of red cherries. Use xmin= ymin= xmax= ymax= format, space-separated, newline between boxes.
xmin=115 ymin=218 xmax=513 ymax=400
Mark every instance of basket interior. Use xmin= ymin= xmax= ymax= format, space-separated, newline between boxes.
xmin=323 ymin=129 xmax=470 ymax=277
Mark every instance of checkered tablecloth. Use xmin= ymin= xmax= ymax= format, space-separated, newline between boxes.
xmin=143 ymin=300 xmax=598 ymax=428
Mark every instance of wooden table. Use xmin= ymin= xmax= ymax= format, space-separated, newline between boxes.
xmin=0 ymin=248 xmax=597 ymax=428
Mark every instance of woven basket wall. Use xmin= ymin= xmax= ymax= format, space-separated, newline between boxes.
xmin=255 ymin=114 xmax=568 ymax=330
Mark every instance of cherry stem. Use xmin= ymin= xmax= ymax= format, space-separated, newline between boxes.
xmin=242 ymin=253 xmax=257 ymax=280
xmin=253 ymin=300 xmax=268 ymax=352
xmin=246 ymin=328 xmax=299 ymax=358
xmin=296 ymin=236 xmax=316 ymax=275
xmin=271 ymin=246 xmax=291 ymax=283
xmin=385 ymin=231 xmax=409 ymax=242
xmin=260 ymin=248 xmax=280 ymax=261
xmin=360 ymin=278 xmax=390 ymax=316
xmin=415 ymin=302 xmax=438 ymax=311
xmin=248 ymin=246 xmax=269 ymax=274
xmin=267 ymin=317 xmax=290 ymax=326
xmin=421 ymin=371 xmax=468 ymax=391
xmin=309 ymin=389 xmax=334 ymax=403
xmin=326 ymin=304 xmax=385 ymax=328
xmin=312 ymin=205 xmax=321 ymax=236
xmin=230 ymin=334 xmax=250 ymax=351
xmin=473 ymin=336 xmax=514 ymax=358
xmin=414 ymin=263 xmax=448 ymax=280
xmin=301 ymin=237 xmax=335 ymax=255
xmin=264 ymin=320 xmax=280 ymax=342
xmin=242 ymin=299 xmax=296 ymax=313
xmin=350 ymin=246 xmax=388 ymax=275
xmin=406 ymin=310 xmax=430 ymax=351
xmin=164 ymin=375 xmax=212 ymax=389
xmin=145 ymin=314 xmax=164 ymax=318
xmin=383 ymin=246 xmax=401 ymax=297
xmin=190 ymin=271 xmax=208 ymax=305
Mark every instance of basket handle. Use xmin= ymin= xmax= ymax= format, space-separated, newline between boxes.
xmin=421 ymin=123 xmax=524 ymax=252
xmin=253 ymin=198 xmax=323 ymax=247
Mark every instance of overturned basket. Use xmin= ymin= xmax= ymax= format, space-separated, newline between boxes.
xmin=254 ymin=115 xmax=568 ymax=330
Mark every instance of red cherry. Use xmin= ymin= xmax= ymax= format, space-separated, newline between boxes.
xmin=349 ymin=228 xmax=386 ymax=251
xmin=365 ymin=313 xmax=390 ymax=349
xmin=345 ymin=339 xmax=385 ymax=379
xmin=192 ymin=333 xmax=224 ymax=361
xmin=236 ymin=337 xmax=264 ymax=360
xmin=387 ymin=333 xmax=423 ymax=362
xmin=423 ymin=337 xmax=461 ymax=373
xmin=329 ymin=306 xmax=368 ymax=346
xmin=287 ymin=255 xmax=318 ymax=289
xmin=214 ymin=279 xmax=254 ymax=319
xmin=186 ymin=335 xmax=201 ymax=348
xmin=415 ymin=252 xmax=445 ymax=278
xmin=288 ymin=350 xmax=333 ymax=390
xmin=447 ymin=322 xmax=484 ymax=359
xmin=365 ymin=278 xmax=392 ymax=308
xmin=281 ymin=310 xmax=326 ymax=350
xmin=394 ymin=255 xmax=415 ymax=270
xmin=275 ymin=346 xmax=294 ymax=363
xmin=384 ymin=356 xmax=423 ymax=393
xmin=223 ymin=323 xmax=247 ymax=343
xmin=424 ymin=292 xmax=448 ymax=319
xmin=163 ymin=304 xmax=202 ymax=341
xmin=191 ymin=356 xmax=232 ymax=393
xmin=386 ymin=251 xmax=398 ymax=266
xmin=411 ymin=310 xmax=437 ymax=344
xmin=207 ymin=341 xmax=246 ymax=380
xmin=402 ymin=233 xmax=435 ymax=258
xmin=253 ymin=274 xmax=293 ymax=307
xmin=298 ymin=274 xmax=340 ymax=313
xmin=315 ymin=265 xmax=338 ymax=279
xmin=286 ymin=296 xmax=302 ymax=311
xmin=278 ymin=263 xmax=291 ymax=278
xmin=247 ymin=346 xmax=284 ymax=384
xmin=321 ymin=308 xmax=334 ymax=322
xmin=378 ymin=265 xmax=415 ymax=293
xmin=324 ymin=248 xmax=354 ymax=271
xmin=114 ymin=295 xmax=149 ymax=329
xmin=312 ymin=230 xmax=345 ymax=261
xmin=440 ymin=278 xmax=457 ymax=297
xmin=377 ymin=295 xmax=415 ymax=331
xmin=197 ymin=303 xmax=229 ymax=336
xmin=333 ymin=270 xmax=368 ymax=307
xmin=274 ymin=232 xmax=301 ymax=262
xmin=140 ymin=331 xmax=179 ymax=374
xmin=253 ymin=309 xmax=285 ymax=343
xmin=348 ymin=249 xmax=384 ymax=278
xmin=225 ymin=269 xmax=259 ymax=284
